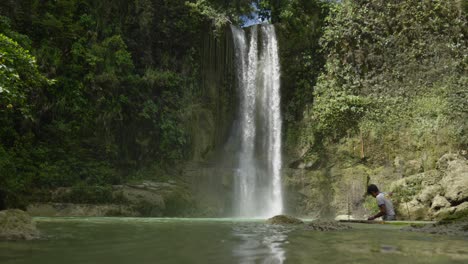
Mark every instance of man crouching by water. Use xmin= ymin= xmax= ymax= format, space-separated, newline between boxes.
xmin=367 ymin=184 xmax=396 ymax=221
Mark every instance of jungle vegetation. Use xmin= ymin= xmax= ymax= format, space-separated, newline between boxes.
xmin=0 ymin=0 xmax=466 ymax=209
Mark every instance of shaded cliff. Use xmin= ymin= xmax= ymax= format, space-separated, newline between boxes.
xmin=183 ymin=26 xmax=238 ymax=216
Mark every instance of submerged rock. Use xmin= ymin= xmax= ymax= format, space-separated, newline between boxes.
xmin=306 ymin=221 xmax=352 ymax=231
xmin=0 ymin=209 xmax=40 ymax=240
xmin=267 ymin=215 xmax=304 ymax=225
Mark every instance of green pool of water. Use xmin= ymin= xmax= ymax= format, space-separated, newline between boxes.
xmin=1 ymin=217 xmax=467 ymax=264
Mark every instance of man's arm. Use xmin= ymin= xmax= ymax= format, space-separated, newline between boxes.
xmin=367 ymin=204 xmax=387 ymax=220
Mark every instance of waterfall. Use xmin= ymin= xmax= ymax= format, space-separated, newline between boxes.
xmin=231 ymin=24 xmax=283 ymax=218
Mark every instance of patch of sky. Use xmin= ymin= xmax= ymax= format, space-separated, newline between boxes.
xmin=240 ymin=3 xmax=270 ymax=27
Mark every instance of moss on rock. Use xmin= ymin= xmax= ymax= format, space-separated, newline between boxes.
xmin=267 ymin=215 xmax=304 ymax=225
xmin=0 ymin=209 xmax=40 ymax=240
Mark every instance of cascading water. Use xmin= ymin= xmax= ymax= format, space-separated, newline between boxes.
xmin=231 ymin=24 xmax=283 ymax=218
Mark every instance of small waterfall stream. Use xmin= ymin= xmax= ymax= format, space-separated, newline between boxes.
xmin=231 ymin=24 xmax=283 ymax=218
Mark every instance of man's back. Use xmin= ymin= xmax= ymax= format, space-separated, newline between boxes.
xmin=376 ymin=192 xmax=395 ymax=219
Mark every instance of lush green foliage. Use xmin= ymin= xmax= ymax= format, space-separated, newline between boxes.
xmin=275 ymin=0 xmax=329 ymax=123
xmin=310 ymin=0 xmax=467 ymax=149
xmin=0 ymin=31 xmax=51 ymax=208
xmin=0 ymin=0 xmax=466 ymax=212
xmin=0 ymin=34 xmax=49 ymax=117
xmin=0 ymin=0 xmax=216 ymax=208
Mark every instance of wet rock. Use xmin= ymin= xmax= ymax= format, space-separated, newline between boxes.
xmin=306 ymin=220 xmax=352 ymax=231
xmin=267 ymin=215 xmax=304 ymax=225
xmin=0 ymin=209 xmax=40 ymax=240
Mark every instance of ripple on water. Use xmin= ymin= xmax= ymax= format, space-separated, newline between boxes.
xmin=0 ymin=218 xmax=467 ymax=264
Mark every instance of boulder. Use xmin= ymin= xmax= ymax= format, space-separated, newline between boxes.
xmin=434 ymin=202 xmax=468 ymax=221
xmin=455 ymin=202 xmax=468 ymax=214
xmin=436 ymin=153 xmax=462 ymax=170
xmin=440 ymin=159 xmax=468 ymax=204
xmin=267 ymin=215 xmax=304 ymax=225
xmin=431 ymin=195 xmax=451 ymax=211
xmin=433 ymin=207 xmax=456 ymax=220
xmin=306 ymin=220 xmax=352 ymax=231
xmin=0 ymin=209 xmax=40 ymax=240
xmin=398 ymin=199 xmax=429 ymax=220
xmin=417 ymin=185 xmax=442 ymax=206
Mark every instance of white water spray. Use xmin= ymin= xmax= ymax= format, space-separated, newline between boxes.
xmin=231 ymin=24 xmax=283 ymax=218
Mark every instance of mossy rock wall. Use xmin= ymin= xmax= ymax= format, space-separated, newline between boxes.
xmin=188 ymin=25 xmax=237 ymax=162
xmin=181 ymin=25 xmax=238 ymax=216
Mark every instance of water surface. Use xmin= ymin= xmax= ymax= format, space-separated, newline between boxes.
xmin=1 ymin=217 xmax=467 ymax=264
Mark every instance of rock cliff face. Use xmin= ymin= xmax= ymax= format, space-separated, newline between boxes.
xmin=189 ymin=25 xmax=237 ymax=162
xmin=283 ymin=150 xmax=468 ymax=221
xmin=390 ymin=154 xmax=468 ymax=220
xmin=27 ymin=180 xmax=194 ymax=217
xmin=179 ymin=25 xmax=238 ymax=217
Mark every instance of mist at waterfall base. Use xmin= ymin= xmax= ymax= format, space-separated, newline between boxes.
xmin=229 ymin=24 xmax=283 ymax=218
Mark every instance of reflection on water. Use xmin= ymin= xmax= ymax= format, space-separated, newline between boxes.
xmin=262 ymin=229 xmax=287 ymax=264
xmin=232 ymin=224 xmax=291 ymax=264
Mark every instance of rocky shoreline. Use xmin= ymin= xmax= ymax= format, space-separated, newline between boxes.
xmin=26 ymin=180 xmax=195 ymax=217
xmin=284 ymin=152 xmax=468 ymax=222
xmin=390 ymin=153 xmax=468 ymax=221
